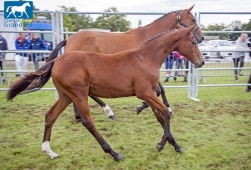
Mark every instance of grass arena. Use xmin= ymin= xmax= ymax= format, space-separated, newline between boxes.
xmin=0 ymin=62 xmax=250 ymax=169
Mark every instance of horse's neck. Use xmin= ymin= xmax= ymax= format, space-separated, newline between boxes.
xmin=139 ymin=31 xmax=182 ymax=67
xmin=139 ymin=13 xmax=178 ymax=39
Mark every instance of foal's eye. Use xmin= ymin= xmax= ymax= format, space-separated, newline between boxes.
xmin=192 ymin=42 xmax=196 ymax=45
xmin=192 ymin=19 xmax=196 ymax=22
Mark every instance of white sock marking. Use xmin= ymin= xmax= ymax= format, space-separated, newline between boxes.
xmin=168 ymin=107 xmax=172 ymax=113
xmin=41 ymin=141 xmax=58 ymax=159
xmin=103 ymin=105 xmax=115 ymax=117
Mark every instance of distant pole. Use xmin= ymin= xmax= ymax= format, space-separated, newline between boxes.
xmin=138 ymin=19 xmax=142 ymax=28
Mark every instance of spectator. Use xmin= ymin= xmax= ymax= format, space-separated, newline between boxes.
xmin=245 ymin=73 xmax=251 ymax=92
xmin=0 ymin=33 xmax=8 ymax=82
xmin=173 ymin=52 xmax=185 ymax=82
xmin=163 ymin=52 xmax=174 ymax=83
xmin=15 ymin=32 xmax=30 ymax=78
xmin=233 ymin=33 xmax=251 ymax=81
xmin=30 ymin=33 xmax=46 ymax=70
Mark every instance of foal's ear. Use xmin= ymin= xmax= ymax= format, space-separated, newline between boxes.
xmin=187 ymin=24 xmax=197 ymax=32
xmin=187 ymin=4 xmax=195 ymax=13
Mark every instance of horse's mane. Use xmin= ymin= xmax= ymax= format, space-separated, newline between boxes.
xmin=128 ymin=28 xmax=182 ymax=51
xmin=143 ymin=9 xmax=183 ymax=28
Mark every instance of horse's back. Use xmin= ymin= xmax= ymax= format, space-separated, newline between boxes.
xmin=64 ymin=30 xmax=141 ymax=54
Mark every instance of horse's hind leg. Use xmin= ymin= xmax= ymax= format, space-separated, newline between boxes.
xmin=158 ymin=82 xmax=173 ymax=116
xmin=74 ymin=95 xmax=122 ymax=161
xmin=89 ymin=95 xmax=115 ymax=120
xmin=41 ymin=89 xmax=72 ymax=159
xmin=73 ymin=103 xmax=81 ymax=121
xmin=73 ymin=95 xmax=116 ymax=121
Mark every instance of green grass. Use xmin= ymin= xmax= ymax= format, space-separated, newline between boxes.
xmin=0 ymin=61 xmax=251 ymax=169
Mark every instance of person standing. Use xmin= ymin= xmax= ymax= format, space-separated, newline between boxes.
xmin=173 ymin=52 xmax=185 ymax=82
xmin=163 ymin=52 xmax=174 ymax=83
xmin=30 ymin=33 xmax=46 ymax=70
xmin=233 ymin=33 xmax=250 ymax=81
xmin=0 ymin=33 xmax=8 ymax=82
xmin=15 ymin=33 xmax=30 ymax=78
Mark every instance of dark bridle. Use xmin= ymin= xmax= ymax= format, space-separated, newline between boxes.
xmin=175 ymin=10 xmax=203 ymax=42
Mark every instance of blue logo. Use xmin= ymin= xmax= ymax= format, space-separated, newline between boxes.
xmin=4 ymin=1 xmax=33 ymax=19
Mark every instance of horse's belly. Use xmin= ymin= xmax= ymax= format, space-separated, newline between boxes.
xmin=89 ymin=83 xmax=135 ymax=98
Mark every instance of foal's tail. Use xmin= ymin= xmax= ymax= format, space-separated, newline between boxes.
xmin=6 ymin=61 xmax=54 ymax=101
xmin=46 ymin=40 xmax=67 ymax=63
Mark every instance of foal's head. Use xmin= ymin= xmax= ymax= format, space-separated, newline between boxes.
xmin=176 ymin=25 xmax=204 ymax=68
xmin=179 ymin=5 xmax=204 ymax=43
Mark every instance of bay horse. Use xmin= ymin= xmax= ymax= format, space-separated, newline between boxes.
xmin=7 ymin=25 xmax=204 ymax=161
xmin=45 ymin=5 xmax=204 ymax=120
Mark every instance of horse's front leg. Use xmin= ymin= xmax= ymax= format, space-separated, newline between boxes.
xmin=136 ymin=82 xmax=173 ymax=116
xmin=136 ymin=89 xmax=182 ymax=153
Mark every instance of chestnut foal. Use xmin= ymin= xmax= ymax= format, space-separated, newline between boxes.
xmin=7 ymin=25 xmax=204 ymax=161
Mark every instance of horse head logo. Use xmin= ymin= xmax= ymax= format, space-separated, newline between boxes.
xmin=6 ymin=2 xmax=31 ymax=18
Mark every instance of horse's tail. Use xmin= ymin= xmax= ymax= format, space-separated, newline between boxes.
xmin=6 ymin=61 xmax=54 ymax=101
xmin=6 ymin=6 xmax=12 ymax=12
xmin=46 ymin=40 xmax=67 ymax=63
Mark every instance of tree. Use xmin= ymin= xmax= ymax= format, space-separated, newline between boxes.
xmin=74 ymin=15 xmax=94 ymax=31
xmin=32 ymin=5 xmax=51 ymax=20
xmin=58 ymin=5 xmax=93 ymax=32
xmin=58 ymin=5 xmax=76 ymax=32
xmin=201 ymin=23 xmax=230 ymax=39
xmin=242 ymin=19 xmax=251 ymax=32
xmin=228 ymin=21 xmax=243 ymax=41
xmin=94 ymin=7 xmax=131 ymax=32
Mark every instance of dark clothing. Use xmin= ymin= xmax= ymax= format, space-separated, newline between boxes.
xmin=165 ymin=54 xmax=174 ymax=70
xmin=232 ymin=56 xmax=245 ymax=77
xmin=0 ymin=35 xmax=8 ymax=77
xmin=0 ymin=35 xmax=8 ymax=50
xmin=30 ymin=38 xmax=46 ymax=57
xmin=0 ymin=62 xmax=3 ymax=77
xmin=15 ymin=38 xmax=29 ymax=56
xmin=30 ymin=38 xmax=46 ymax=70
xmin=248 ymin=38 xmax=251 ymax=57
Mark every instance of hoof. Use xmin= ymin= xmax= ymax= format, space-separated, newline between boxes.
xmin=156 ymin=144 xmax=164 ymax=152
xmin=175 ymin=147 xmax=183 ymax=153
xmin=108 ymin=115 xmax=116 ymax=120
xmin=50 ymin=155 xmax=59 ymax=159
xmin=114 ymin=154 xmax=123 ymax=161
xmin=136 ymin=107 xmax=142 ymax=115
xmin=42 ymin=150 xmax=59 ymax=159
xmin=169 ymin=111 xmax=174 ymax=117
